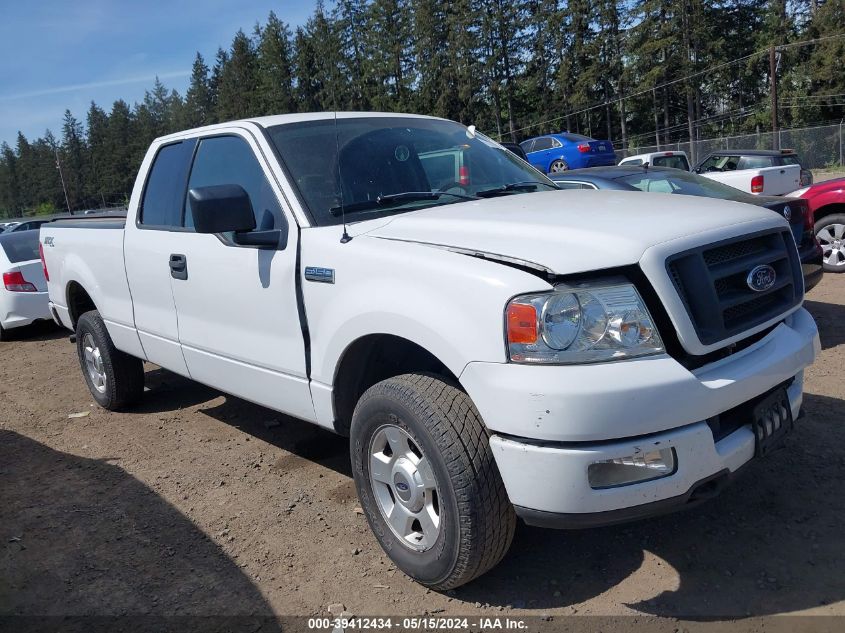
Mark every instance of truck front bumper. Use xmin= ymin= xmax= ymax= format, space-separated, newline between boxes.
xmin=459 ymin=307 xmax=820 ymax=525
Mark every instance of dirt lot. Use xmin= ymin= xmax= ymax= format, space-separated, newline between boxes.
xmin=2 ymin=274 xmax=845 ymax=627
xmin=812 ymin=168 xmax=845 ymax=183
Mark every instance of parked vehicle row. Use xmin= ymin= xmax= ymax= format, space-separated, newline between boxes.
xmin=38 ymin=112 xmax=819 ymax=590
xmin=550 ymin=166 xmax=823 ymax=290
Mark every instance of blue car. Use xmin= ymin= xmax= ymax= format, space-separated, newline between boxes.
xmin=519 ymin=133 xmax=617 ymax=173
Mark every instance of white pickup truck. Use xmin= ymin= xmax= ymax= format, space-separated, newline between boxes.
xmin=698 ymin=160 xmax=801 ymax=196
xmin=41 ymin=113 xmax=819 ymax=589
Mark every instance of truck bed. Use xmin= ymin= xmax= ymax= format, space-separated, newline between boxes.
xmin=701 ymin=164 xmax=800 ymax=196
xmin=48 ymin=214 xmax=127 ymax=230
xmin=40 ymin=216 xmax=137 ymax=354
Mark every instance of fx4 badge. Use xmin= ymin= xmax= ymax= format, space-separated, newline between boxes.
xmin=44 ymin=237 xmax=55 ymax=247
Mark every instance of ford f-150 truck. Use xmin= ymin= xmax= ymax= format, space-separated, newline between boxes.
xmin=41 ymin=112 xmax=820 ymax=589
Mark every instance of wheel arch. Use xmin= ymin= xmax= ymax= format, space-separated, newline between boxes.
xmin=813 ymin=203 xmax=845 ymax=223
xmin=66 ymin=280 xmax=97 ymax=328
xmin=330 ymin=333 xmax=459 ymax=436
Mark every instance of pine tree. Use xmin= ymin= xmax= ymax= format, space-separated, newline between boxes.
xmin=255 ymin=12 xmax=296 ymax=115
xmin=363 ymin=0 xmax=414 ymax=111
xmin=61 ymin=110 xmax=86 ymax=210
xmin=334 ymin=0 xmax=369 ymax=109
xmin=520 ymin=0 xmax=560 ymax=139
xmin=184 ymin=53 xmax=214 ymax=128
xmin=217 ymin=30 xmax=260 ymax=121
xmin=293 ymin=26 xmax=323 ymax=111
xmin=413 ymin=0 xmax=457 ymax=119
xmin=807 ymin=0 xmax=845 ymax=118
xmin=0 ymin=142 xmax=22 ymax=217
xmin=105 ymin=100 xmax=134 ymax=201
xmin=86 ymin=102 xmax=109 ymax=206
xmin=209 ymin=47 xmax=228 ymax=121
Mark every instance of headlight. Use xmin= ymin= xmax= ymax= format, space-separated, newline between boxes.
xmin=506 ymin=279 xmax=664 ymax=364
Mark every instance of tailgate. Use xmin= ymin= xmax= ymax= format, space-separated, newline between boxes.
xmin=761 ymin=164 xmax=801 ymax=195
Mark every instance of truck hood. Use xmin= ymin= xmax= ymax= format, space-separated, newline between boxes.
xmin=365 ymin=190 xmax=781 ymax=275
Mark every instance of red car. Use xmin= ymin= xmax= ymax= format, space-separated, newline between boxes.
xmin=790 ymin=178 xmax=845 ymax=272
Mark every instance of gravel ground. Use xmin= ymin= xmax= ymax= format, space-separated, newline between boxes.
xmin=811 ymin=168 xmax=845 ymax=183
xmin=1 ymin=274 xmax=844 ymax=629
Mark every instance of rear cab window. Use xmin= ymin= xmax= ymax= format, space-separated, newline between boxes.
xmin=0 ymin=230 xmax=40 ymax=263
xmin=651 ymin=155 xmax=690 ymax=170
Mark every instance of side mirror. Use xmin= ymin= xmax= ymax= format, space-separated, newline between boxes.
xmin=189 ymin=185 xmax=256 ymax=234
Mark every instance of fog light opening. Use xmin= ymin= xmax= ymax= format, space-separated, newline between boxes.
xmin=588 ymin=448 xmax=677 ymax=489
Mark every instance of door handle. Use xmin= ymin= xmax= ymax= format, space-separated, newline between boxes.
xmin=169 ymin=254 xmax=188 ymax=280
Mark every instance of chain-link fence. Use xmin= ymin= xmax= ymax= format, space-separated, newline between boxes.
xmin=618 ymin=123 xmax=845 ymax=169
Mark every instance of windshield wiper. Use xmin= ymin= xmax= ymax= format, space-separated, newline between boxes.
xmin=330 ymin=191 xmax=478 ymax=216
xmin=475 ymin=181 xmax=559 ymax=198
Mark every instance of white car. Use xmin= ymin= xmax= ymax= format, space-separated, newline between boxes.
xmin=619 ymin=150 xmax=691 ymax=170
xmin=0 ymin=230 xmax=50 ymax=340
xmin=41 ymin=112 xmax=819 ymax=589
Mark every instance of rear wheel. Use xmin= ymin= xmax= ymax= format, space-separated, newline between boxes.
xmin=549 ymin=159 xmax=569 ymax=173
xmin=76 ymin=310 xmax=144 ymax=410
xmin=350 ymin=373 xmax=516 ymax=590
xmin=0 ymin=323 xmax=6 ymax=342
xmin=815 ymin=214 xmax=845 ymax=272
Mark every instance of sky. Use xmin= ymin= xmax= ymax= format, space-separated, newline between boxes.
xmin=0 ymin=0 xmax=320 ymax=148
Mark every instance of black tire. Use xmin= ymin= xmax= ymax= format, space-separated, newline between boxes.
xmin=0 ymin=323 xmax=6 ymax=342
xmin=350 ymin=373 xmax=516 ymax=589
xmin=549 ymin=159 xmax=569 ymax=173
xmin=76 ymin=310 xmax=144 ymax=410
xmin=815 ymin=213 xmax=845 ymax=273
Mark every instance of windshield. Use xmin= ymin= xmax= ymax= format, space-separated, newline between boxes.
xmin=617 ymin=169 xmax=756 ymax=202
xmin=266 ymin=117 xmax=553 ymax=226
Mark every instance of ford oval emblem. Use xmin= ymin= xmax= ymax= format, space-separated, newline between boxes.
xmin=395 ymin=482 xmax=410 ymax=492
xmin=783 ymin=205 xmax=792 ymax=221
xmin=747 ymin=264 xmax=777 ymax=292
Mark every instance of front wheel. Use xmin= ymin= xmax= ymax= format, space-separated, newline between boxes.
xmin=815 ymin=214 xmax=845 ymax=272
xmin=76 ymin=310 xmax=144 ymax=410
xmin=350 ymin=373 xmax=516 ymax=590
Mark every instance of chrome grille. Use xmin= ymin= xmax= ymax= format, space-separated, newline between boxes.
xmin=666 ymin=229 xmax=802 ymax=345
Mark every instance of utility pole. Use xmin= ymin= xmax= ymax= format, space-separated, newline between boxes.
xmin=770 ymin=45 xmax=779 ymax=150
xmin=54 ymin=147 xmax=72 ymax=214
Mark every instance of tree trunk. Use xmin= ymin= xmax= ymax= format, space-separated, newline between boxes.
xmin=619 ymin=97 xmax=628 ymax=151
xmin=653 ymin=89 xmax=661 ymax=149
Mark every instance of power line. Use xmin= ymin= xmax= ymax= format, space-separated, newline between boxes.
xmin=507 ymin=32 xmax=845 ymax=138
